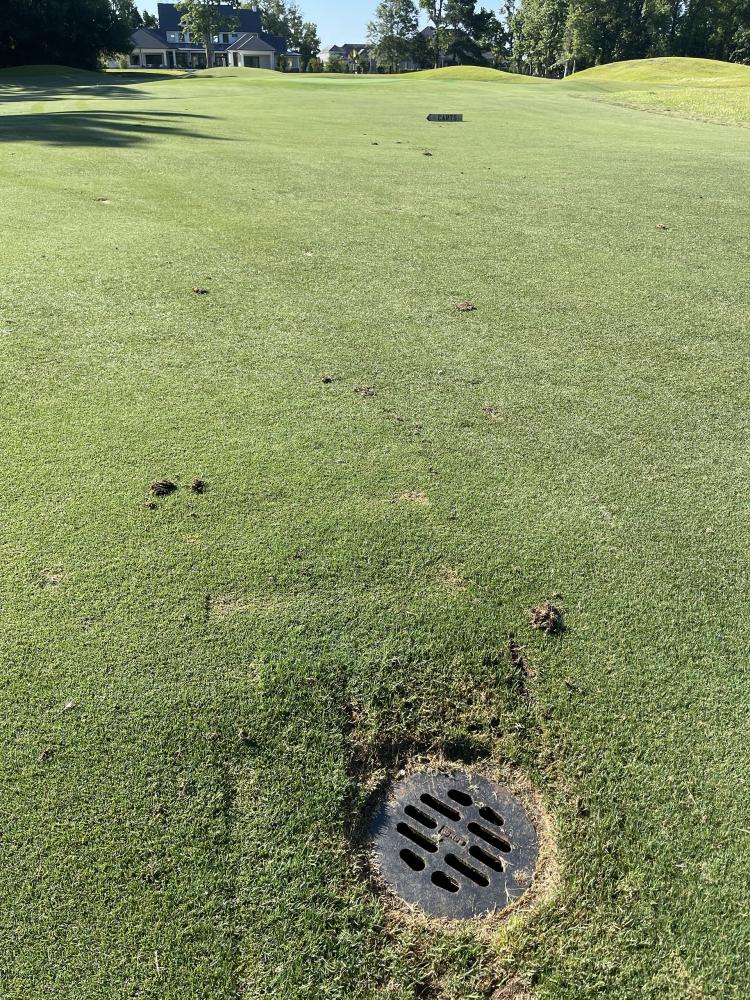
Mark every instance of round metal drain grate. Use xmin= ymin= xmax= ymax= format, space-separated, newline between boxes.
xmin=369 ymin=771 xmax=538 ymax=919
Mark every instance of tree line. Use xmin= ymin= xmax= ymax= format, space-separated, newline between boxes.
xmin=0 ymin=0 xmax=321 ymax=72
xmin=367 ymin=0 xmax=750 ymax=75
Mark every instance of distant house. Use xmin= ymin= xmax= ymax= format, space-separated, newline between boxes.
xmin=320 ymin=44 xmax=377 ymax=72
xmin=127 ymin=3 xmax=300 ymax=70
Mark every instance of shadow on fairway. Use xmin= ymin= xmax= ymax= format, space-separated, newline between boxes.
xmin=0 ymin=109 xmax=226 ymax=147
xmin=0 ymin=72 xmax=180 ymax=104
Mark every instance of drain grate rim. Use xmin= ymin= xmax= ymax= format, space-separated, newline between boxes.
xmin=369 ymin=770 xmax=539 ymax=919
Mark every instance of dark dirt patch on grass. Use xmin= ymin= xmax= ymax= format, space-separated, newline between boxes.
xmin=150 ymin=479 xmax=178 ymax=497
xmin=509 ymin=636 xmax=537 ymax=688
xmin=528 ymin=601 xmax=564 ymax=636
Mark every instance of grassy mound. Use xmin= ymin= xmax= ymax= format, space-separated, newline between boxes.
xmin=409 ymin=64 xmax=547 ymax=82
xmin=568 ymin=56 xmax=750 ymax=87
xmin=566 ymin=56 xmax=750 ymax=124
xmin=192 ymin=67 xmax=280 ymax=79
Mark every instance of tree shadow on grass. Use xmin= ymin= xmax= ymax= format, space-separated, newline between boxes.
xmin=0 ymin=110 xmax=227 ymax=147
xmin=0 ymin=72 xmax=181 ymax=105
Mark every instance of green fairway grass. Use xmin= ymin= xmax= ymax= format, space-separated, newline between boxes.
xmin=567 ymin=56 xmax=750 ymax=124
xmin=410 ymin=65 xmax=551 ymax=82
xmin=1 ymin=60 xmax=749 ymax=1000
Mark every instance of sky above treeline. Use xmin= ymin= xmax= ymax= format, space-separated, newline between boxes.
xmin=141 ymin=1 xmax=428 ymax=47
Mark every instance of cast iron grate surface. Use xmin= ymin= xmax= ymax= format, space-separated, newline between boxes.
xmin=369 ymin=771 xmax=538 ymax=919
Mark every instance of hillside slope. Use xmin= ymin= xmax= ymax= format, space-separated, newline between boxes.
xmin=566 ymin=56 xmax=750 ymax=124
xmin=569 ymin=56 xmax=750 ymax=87
xmin=409 ymin=65 xmax=550 ymax=82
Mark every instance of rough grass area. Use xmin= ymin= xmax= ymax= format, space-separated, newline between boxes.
xmin=567 ymin=56 xmax=750 ymax=124
xmin=1 ymin=63 xmax=750 ymax=1000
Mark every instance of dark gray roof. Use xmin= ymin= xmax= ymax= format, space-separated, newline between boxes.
xmin=131 ymin=27 xmax=170 ymax=49
xmin=128 ymin=29 xmax=289 ymax=54
xmin=157 ymin=2 xmax=262 ymax=33
xmin=228 ymin=33 xmax=276 ymax=52
xmin=323 ymin=44 xmax=370 ymax=56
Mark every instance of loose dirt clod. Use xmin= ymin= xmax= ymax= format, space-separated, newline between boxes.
xmin=192 ymin=287 xmax=209 ymax=295
xmin=529 ymin=600 xmax=564 ymax=635
xmin=321 ymin=374 xmax=334 ymax=384
xmin=455 ymin=301 xmax=477 ymax=312
xmin=190 ymin=478 xmax=207 ymax=494
xmin=150 ymin=479 xmax=178 ymax=497
xmin=354 ymin=386 xmax=376 ymax=397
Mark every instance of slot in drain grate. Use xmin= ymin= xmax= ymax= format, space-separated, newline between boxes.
xmin=369 ymin=771 xmax=538 ymax=919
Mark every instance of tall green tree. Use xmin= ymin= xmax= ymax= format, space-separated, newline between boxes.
xmin=298 ymin=22 xmax=321 ymax=69
xmin=511 ymin=0 xmax=567 ymax=74
xmin=177 ymin=0 xmax=238 ymax=67
xmin=444 ymin=1 xmax=500 ymax=64
xmin=0 ymin=0 xmax=133 ymax=70
xmin=250 ymin=0 xmax=319 ymax=54
xmin=368 ymin=0 xmax=419 ymax=72
xmin=508 ymin=0 xmax=750 ymax=72
xmin=419 ymin=0 xmax=449 ymax=66
xmin=731 ymin=26 xmax=750 ymax=62
xmin=119 ymin=0 xmax=143 ymax=29
xmin=409 ymin=27 xmax=435 ymax=66
xmin=254 ymin=0 xmax=292 ymax=39
xmin=286 ymin=3 xmax=304 ymax=44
